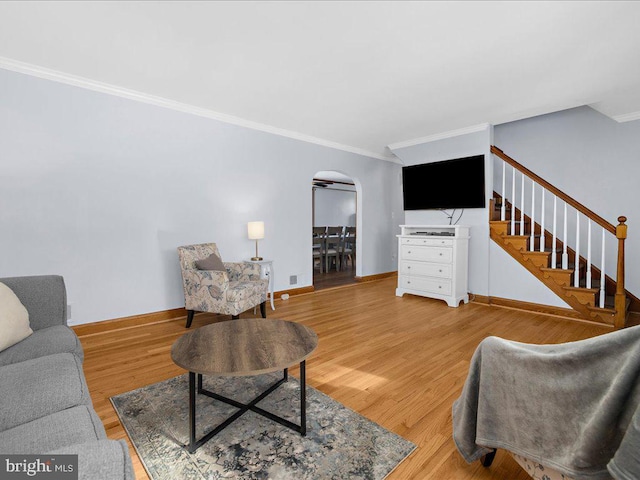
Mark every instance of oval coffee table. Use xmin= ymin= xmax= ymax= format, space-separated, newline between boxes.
xmin=171 ymin=318 xmax=318 ymax=453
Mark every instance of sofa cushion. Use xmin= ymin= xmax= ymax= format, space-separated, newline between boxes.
xmin=195 ymin=253 xmax=226 ymax=271
xmin=50 ymin=440 xmax=135 ymax=480
xmin=0 ymin=282 xmax=33 ymax=352
xmin=0 ymin=404 xmax=106 ymax=453
xmin=0 ymin=352 xmax=91 ymax=431
xmin=0 ymin=325 xmax=83 ymax=367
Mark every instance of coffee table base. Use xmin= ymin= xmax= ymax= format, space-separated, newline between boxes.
xmin=187 ymin=361 xmax=307 ymax=453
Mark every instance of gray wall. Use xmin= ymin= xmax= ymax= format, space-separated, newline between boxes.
xmin=313 ymin=187 xmax=356 ymax=227
xmin=494 ymin=106 xmax=640 ymax=301
xmin=0 ymin=68 xmax=404 ymax=325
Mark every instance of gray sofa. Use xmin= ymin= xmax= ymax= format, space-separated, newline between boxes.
xmin=0 ymin=275 xmax=134 ymax=480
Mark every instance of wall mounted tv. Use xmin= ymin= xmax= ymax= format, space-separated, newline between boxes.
xmin=402 ymin=154 xmax=485 ymax=210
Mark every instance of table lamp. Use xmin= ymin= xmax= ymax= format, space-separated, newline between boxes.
xmin=247 ymin=221 xmax=264 ymax=261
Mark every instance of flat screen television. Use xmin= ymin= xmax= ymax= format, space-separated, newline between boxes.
xmin=402 ymin=155 xmax=485 ymax=210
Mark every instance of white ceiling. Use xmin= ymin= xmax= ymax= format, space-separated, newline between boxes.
xmin=1 ymin=1 xmax=639 ymax=161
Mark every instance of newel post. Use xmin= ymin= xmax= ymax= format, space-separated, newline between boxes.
xmin=614 ymin=216 xmax=627 ymax=329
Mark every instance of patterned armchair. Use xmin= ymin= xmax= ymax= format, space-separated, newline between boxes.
xmin=177 ymin=243 xmax=269 ymax=328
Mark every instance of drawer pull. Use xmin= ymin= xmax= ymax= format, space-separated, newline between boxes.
xmin=407 ymin=266 xmax=411 ymax=269
xmin=439 ymin=253 xmax=443 ymax=256
xmin=439 ymin=269 xmax=442 ymax=273
xmin=407 ymin=281 xmax=411 ymax=284
xmin=438 ymin=286 xmax=442 ymax=289
xmin=408 ymin=250 xmax=411 ymax=254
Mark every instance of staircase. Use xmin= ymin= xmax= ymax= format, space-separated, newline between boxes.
xmin=490 ymin=146 xmax=630 ymax=329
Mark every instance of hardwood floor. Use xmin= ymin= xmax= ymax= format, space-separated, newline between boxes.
xmin=313 ymin=260 xmax=357 ymax=290
xmin=77 ymin=277 xmax=610 ymax=479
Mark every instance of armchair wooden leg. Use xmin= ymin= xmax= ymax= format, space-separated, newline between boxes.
xmin=260 ymin=301 xmax=267 ymax=318
xmin=232 ymin=314 xmax=239 ymax=320
xmin=481 ymin=449 xmax=497 ymax=467
xmin=185 ymin=310 xmax=195 ymax=328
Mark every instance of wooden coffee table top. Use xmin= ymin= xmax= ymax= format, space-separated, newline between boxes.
xmin=171 ymin=318 xmax=318 ymax=376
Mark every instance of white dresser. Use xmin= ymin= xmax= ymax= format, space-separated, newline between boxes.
xmin=395 ymin=225 xmax=470 ymax=307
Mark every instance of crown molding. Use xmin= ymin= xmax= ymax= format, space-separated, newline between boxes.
xmin=0 ymin=56 xmax=397 ymax=162
xmin=612 ymin=111 xmax=640 ymax=123
xmin=387 ymin=123 xmax=490 ymax=152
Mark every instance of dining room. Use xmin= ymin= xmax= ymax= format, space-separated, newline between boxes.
xmin=312 ymin=171 xmax=357 ymax=291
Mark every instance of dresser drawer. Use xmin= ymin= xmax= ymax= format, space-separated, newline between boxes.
xmin=402 ymin=237 xmax=454 ymax=247
xmin=401 ymin=245 xmax=452 ymax=263
xmin=401 ymin=261 xmax=452 ymax=278
xmin=400 ymin=276 xmax=452 ymax=296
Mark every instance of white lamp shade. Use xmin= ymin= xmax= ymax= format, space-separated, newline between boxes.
xmin=247 ymin=221 xmax=265 ymax=240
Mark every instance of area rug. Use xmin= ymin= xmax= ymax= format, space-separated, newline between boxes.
xmin=111 ymin=373 xmax=416 ymax=479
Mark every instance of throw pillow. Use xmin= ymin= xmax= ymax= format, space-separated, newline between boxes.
xmin=195 ymin=253 xmax=225 ymax=271
xmin=0 ymin=282 xmax=33 ymax=352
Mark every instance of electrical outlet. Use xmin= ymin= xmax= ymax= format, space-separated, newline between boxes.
xmin=67 ymin=304 xmax=72 ymax=320
xmin=289 ymin=275 xmax=298 ymax=285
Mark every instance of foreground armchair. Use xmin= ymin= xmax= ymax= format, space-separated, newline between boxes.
xmin=177 ymin=243 xmax=269 ymax=328
xmin=453 ymin=326 xmax=640 ymax=480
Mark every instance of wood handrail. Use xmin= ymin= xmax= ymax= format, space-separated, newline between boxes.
xmin=491 ymin=146 xmax=616 ymax=235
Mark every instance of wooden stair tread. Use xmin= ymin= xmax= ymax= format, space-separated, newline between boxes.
xmin=587 ymin=305 xmax=616 ymax=315
xmin=563 ymin=286 xmax=599 ymax=294
xmin=587 ymin=298 xmax=630 ymax=315
xmin=540 ymin=267 xmax=573 ymax=274
xmin=489 ymin=215 xmax=625 ymax=328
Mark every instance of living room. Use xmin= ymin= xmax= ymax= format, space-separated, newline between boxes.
xmin=2 ymin=2 xmax=640 ymax=479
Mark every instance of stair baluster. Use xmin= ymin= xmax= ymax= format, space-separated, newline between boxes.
xmin=562 ymin=203 xmax=569 ymax=269
xmin=520 ymin=173 xmax=525 ymax=236
xmin=501 ymin=162 xmax=506 ymax=221
xmin=574 ymin=213 xmax=580 ymax=287
xmin=586 ymin=220 xmax=592 ymax=289
xmin=600 ymin=230 xmax=606 ymax=308
xmin=530 ymin=180 xmax=535 ymax=251
xmin=511 ymin=168 xmax=516 ymax=235
xmin=540 ymin=188 xmax=545 ymax=252
xmin=551 ymin=197 xmax=557 ymax=269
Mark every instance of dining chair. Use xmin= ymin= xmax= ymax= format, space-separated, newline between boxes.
xmin=312 ymin=226 xmax=327 ymax=273
xmin=341 ymin=226 xmax=356 ymax=270
xmin=324 ymin=226 xmax=344 ymax=272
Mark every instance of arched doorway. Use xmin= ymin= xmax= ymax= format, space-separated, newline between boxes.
xmin=312 ymin=171 xmax=358 ymax=290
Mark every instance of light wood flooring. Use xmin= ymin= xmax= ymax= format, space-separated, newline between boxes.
xmin=313 ymin=259 xmax=357 ymax=291
xmin=77 ymin=276 xmax=611 ymax=479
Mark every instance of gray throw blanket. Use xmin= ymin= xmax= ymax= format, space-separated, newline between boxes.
xmin=452 ymin=325 xmax=640 ymax=480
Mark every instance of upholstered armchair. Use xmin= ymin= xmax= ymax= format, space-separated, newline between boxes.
xmin=177 ymin=243 xmax=269 ymax=328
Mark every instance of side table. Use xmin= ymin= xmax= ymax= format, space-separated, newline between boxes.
xmin=248 ymin=259 xmax=275 ymax=310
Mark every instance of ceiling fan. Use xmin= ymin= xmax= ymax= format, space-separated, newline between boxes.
xmin=312 ymin=177 xmax=354 ymax=188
